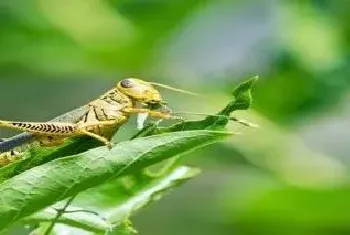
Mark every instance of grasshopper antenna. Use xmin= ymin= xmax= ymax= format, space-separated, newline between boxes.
xmin=150 ymin=82 xmax=200 ymax=96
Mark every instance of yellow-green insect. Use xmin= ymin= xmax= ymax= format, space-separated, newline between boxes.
xmin=0 ymin=78 xmax=189 ymax=150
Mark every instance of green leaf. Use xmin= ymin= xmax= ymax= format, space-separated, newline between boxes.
xmin=22 ymin=166 xmax=200 ymax=233
xmin=0 ymin=130 xmax=229 ymax=231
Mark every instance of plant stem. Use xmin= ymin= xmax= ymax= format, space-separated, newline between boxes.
xmin=63 ymin=209 xmax=103 ymax=218
xmin=44 ymin=194 xmax=77 ymax=235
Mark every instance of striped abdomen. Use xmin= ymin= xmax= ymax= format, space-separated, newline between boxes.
xmin=0 ymin=121 xmax=77 ymax=136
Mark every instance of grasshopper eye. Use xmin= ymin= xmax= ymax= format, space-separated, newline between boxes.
xmin=120 ymin=79 xmax=133 ymax=88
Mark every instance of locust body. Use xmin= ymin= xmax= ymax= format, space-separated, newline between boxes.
xmin=0 ymin=78 xmax=176 ymax=156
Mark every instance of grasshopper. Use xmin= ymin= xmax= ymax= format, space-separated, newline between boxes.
xmin=0 ymin=78 xmax=189 ymax=162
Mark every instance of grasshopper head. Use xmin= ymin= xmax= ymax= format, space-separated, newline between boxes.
xmin=117 ymin=78 xmax=164 ymax=105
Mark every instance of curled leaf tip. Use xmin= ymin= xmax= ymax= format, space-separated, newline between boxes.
xmin=230 ymin=76 xmax=258 ymax=111
xmin=232 ymin=76 xmax=258 ymax=96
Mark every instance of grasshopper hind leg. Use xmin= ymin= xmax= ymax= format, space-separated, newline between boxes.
xmin=78 ymin=130 xmax=112 ymax=148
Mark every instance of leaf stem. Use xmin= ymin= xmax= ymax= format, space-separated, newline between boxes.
xmin=63 ymin=209 xmax=103 ymax=218
xmin=44 ymin=194 xmax=77 ymax=235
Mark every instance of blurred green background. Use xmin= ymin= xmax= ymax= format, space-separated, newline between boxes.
xmin=1 ymin=0 xmax=350 ymax=234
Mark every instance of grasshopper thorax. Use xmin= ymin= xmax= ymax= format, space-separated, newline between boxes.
xmin=117 ymin=78 xmax=164 ymax=105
